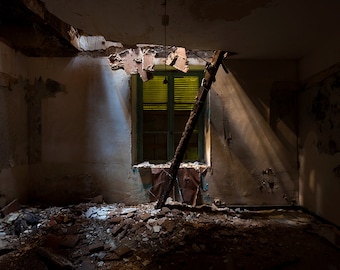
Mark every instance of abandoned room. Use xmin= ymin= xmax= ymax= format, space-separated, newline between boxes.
xmin=0 ymin=0 xmax=340 ymax=269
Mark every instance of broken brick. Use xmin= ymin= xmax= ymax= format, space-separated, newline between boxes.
xmin=111 ymin=223 xmax=125 ymax=236
xmin=162 ymin=219 xmax=175 ymax=232
xmin=140 ymin=213 xmax=151 ymax=221
xmin=109 ymin=217 xmax=122 ymax=224
xmin=114 ymin=245 xmax=131 ymax=258
xmin=103 ymin=252 xmax=120 ymax=261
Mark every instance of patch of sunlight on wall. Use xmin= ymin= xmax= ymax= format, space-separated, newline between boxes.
xmin=214 ymin=68 xmax=297 ymax=201
xmin=219 ymin=69 xmax=293 ymax=172
xmin=256 ymin=97 xmax=270 ymax=122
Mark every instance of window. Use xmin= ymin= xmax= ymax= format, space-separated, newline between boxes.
xmin=136 ymin=70 xmax=205 ymax=163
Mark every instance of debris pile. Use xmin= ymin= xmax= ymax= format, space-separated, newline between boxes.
xmin=0 ymin=199 xmax=339 ymax=270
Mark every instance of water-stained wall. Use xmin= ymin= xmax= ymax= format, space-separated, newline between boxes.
xmin=299 ymin=64 xmax=340 ymax=226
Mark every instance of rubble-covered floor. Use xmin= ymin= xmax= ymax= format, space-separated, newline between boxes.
xmin=0 ymin=201 xmax=339 ymax=270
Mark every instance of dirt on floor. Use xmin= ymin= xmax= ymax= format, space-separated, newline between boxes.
xmin=0 ymin=199 xmax=339 ymax=270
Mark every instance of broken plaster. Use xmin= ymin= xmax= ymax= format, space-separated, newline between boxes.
xmin=166 ymin=47 xmax=189 ymax=73
xmin=108 ymin=48 xmax=156 ymax=82
xmin=68 ymin=26 xmax=123 ymax=52
xmin=108 ymin=46 xmax=190 ymax=82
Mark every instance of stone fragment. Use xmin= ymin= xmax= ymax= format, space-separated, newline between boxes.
xmin=156 ymin=217 xmax=167 ymax=225
xmin=126 ymin=212 xmax=134 ymax=218
xmin=23 ymin=212 xmax=40 ymax=225
xmin=142 ymin=259 xmax=151 ymax=266
xmin=97 ymin=251 xmax=106 ymax=260
xmin=114 ymin=245 xmax=131 ymax=258
xmin=109 ymin=217 xmax=122 ymax=224
xmin=71 ymin=247 xmax=90 ymax=259
xmin=103 ymin=252 xmax=120 ymax=261
xmin=140 ymin=213 xmax=151 ymax=221
xmin=53 ymin=213 xmax=69 ymax=224
xmin=121 ymin=207 xmax=137 ymax=215
xmin=13 ymin=218 xmax=28 ymax=236
xmin=147 ymin=218 xmax=157 ymax=225
xmin=104 ymin=239 xmax=117 ymax=251
xmin=153 ymin=225 xmax=162 ymax=233
xmin=162 ymin=219 xmax=175 ymax=232
xmin=6 ymin=213 xmax=19 ymax=223
xmin=111 ymin=223 xmax=124 ymax=236
xmin=161 ymin=207 xmax=171 ymax=213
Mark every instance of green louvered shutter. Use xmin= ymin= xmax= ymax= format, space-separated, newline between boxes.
xmin=143 ymin=76 xmax=168 ymax=110
xmin=174 ymin=76 xmax=199 ymax=110
xmin=139 ymin=73 xmax=203 ymax=163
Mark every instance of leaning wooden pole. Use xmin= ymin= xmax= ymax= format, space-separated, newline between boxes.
xmin=156 ymin=50 xmax=227 ymax=209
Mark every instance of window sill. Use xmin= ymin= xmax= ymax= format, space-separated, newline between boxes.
xmin=133 ymin=161 xmax=209 ymax=171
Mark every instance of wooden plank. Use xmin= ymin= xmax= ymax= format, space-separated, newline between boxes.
xmin=156 ymin=50 xmax=227 ymax=209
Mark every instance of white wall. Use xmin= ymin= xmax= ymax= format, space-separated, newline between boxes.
xmin=26 ymin=56 xmax=148 ymax=204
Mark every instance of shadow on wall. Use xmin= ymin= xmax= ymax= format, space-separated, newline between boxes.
xmin=299 ymin=69 xmax=340 ymax=226
xmin=0 ymin=76 xmax=31 ymax=207
xmin=207 ymin=67 xmax=298 ymax=206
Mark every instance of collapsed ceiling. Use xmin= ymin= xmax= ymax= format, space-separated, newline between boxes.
xmin=42 ymin=0 xmax=340 ymax=59
xmin=0 ymin=0 xmax=79 ymax=56
xmin=1 ymin=0 xmax=340 ymax=60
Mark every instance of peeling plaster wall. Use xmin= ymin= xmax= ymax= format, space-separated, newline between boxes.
xmin=26 ymin=56 xmax=148 ymax=205
xmin=0 ymin=42 xmax=30 ymax=207
xmin=299 ymin=65 xmax=340 ymax=226
xmin=204 ymin=60 xmax=299 ymax=206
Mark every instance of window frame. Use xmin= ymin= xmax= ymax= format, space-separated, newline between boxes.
xmin=136 ymin=70 xmax=205 ymax=163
